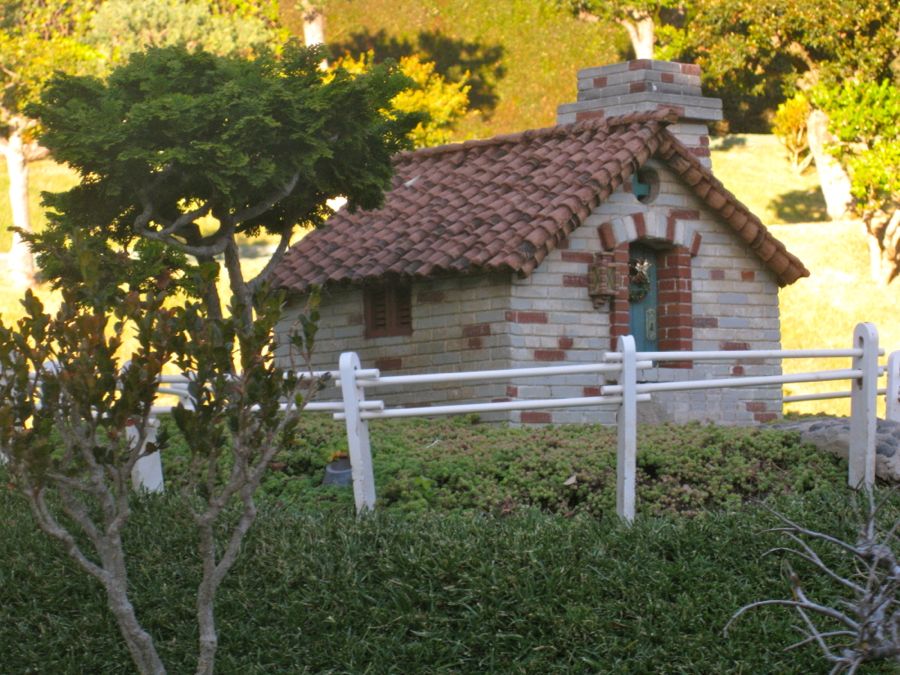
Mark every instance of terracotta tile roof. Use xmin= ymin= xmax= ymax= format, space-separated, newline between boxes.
xmin=272 ymin=110 xmax=808 ymax=292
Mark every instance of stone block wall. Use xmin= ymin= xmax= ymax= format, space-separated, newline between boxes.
xmin=277 ymin=273 xmax=517 ymax=420
xmin=506 ymin=205 xmax=617 ymax=426
xmin=504 ymin=159 xmax=783 ymax=425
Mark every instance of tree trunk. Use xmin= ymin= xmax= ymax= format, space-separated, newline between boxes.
xmin=2 ymin=127 xmax=37 ymax=288
xmin=866 ymin=209 xmax=900 ymax=285
xmin=620 ymin=14 xmax=655 ymax=60
xmin=195 ymin=522 xmax=220 ymax=675
xmin=300 ymin=1 xmax=325 ymax=47
xmin=299 ymin=1 xmax=327 ymax=70
xmin=807 ymin=109 xmax=853 ymax=220
xmin=104 ymin=572 xmax=167 ymax=675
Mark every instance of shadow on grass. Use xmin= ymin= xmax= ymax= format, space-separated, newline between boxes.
xmin=769 ymin=189 xmax=828 ymax=223
xmin=709 ymin=136 xmax=748 ymax=151
xmin=331 ymin=28 xmax=506 ymax=115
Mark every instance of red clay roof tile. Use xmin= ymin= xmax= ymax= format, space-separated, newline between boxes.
xmin=272 ymin=110 xmax=808 ymax=291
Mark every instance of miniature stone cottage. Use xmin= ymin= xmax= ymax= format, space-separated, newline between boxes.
xmin=272 ymin=60 xmax=809 ymax=425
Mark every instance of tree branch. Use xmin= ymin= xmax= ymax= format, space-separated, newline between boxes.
xmin=137 ymin=226 xmax=232 ymax=258
xmin=22 ymin=141 xmax=49 ymax=162
xmin=247 ymin=228 xmax=292 ymax=294
xmin=157 ymin=201 xmax=212 ymax=238
xmin=25 ymin=484 xmax=107 ymax=584
xmin=232 ymin=172 xmax=300 ymax=226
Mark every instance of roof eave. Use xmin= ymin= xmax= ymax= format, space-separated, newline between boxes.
xmin=655 ymin=130 xmax=810 ymax=286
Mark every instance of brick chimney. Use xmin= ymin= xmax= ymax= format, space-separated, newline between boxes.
xmin=557 ymin=60 xmax=722 ymax=168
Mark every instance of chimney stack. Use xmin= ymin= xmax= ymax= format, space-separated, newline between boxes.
xmin=557 ymin=60 xmax=722 ymax=167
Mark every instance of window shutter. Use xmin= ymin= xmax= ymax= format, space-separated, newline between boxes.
xmin=395 ymin=286 xmax=412 ymax=331
xmin=364 ymin=283 xmax=413 ymax=338
xmin=365 ymin=287 xmax=388 ymax=336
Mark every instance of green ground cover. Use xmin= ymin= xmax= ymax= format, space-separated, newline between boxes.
xmin=2 ymin=441 xmax=896 ymax=673
xmin=192 ymin=416 xmax=848 ymax=516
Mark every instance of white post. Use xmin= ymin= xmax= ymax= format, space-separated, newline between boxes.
xmin=886 ymin=351 xmax=900 ymax=423
xmin=129 ymin=418 xmax=165 ymax=493
xmin=339 ymin=352 xmax=376 ymax=512
xmin=616 ymin=335 xmax=637 ymax=523
xmin=849 ymin=323 xmax=878 ymax=489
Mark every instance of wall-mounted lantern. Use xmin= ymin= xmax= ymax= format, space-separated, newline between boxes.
xmin=588 ymin=252 xmax=617 ymax=308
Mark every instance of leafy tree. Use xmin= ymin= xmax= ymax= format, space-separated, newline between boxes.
xmin=330 ymin=28 xmax=506 ymax=118
xmin=561 ymin=0 xmax=687 ymax=59
xmin=28 ymin=43 xmax=418 ymax=327
xmin=0 ymin=283 xmax=180 ymax=673
xmin=814 ymin=80 xmax=900 ymax=283
xmin=0 ymin=0 xmax=102 ymax=287
xmin=772 ymin=93 xmax=813 ymax=173
xmin=1 ymin=0 xmax=287 ymax=289
xmin=0 ymin=270 xmax=323 ymax=674
xmin=671 ymin=0 xmax=899 ymax=214
xmin=5 ymin=42 xmax=418 ymax=673
xmin=337 ymin=51 xmax=470 ymax=148
xmin=677 ymin=0 xmax=898 ymax=101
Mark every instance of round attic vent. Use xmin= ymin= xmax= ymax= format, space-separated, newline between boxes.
xmin=631 ymin=168 xmax=660 ymax=204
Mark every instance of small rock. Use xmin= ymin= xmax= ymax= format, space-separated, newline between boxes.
xmin=772 ymin=417 xmax=900 ymax=482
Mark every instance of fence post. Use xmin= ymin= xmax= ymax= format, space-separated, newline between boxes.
xmin=339 ymin=352 xmax=376 ymax=513
xmin=129 ymin=418 xmax=164 ymax=493
xmin=887 ymin=351 xmax=900 ymax=423
xmin=616 ymin=335 xmax=637 ymax=523
xmin=849 ymin=323 xmax=878 ymax=489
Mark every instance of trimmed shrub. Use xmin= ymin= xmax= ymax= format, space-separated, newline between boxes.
xmin=1 ymin=482 xmax=897 ymax=673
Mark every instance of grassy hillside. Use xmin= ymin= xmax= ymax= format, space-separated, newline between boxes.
xmin=710 ymin=134 xmax=826 ymax=225
xmin=285 ymin=0 xmax=624 ymax=140
xmin=773 ymin=221 xmax=900 ymax=416
xmin=0 ymin=159 xmax=78 ymax=252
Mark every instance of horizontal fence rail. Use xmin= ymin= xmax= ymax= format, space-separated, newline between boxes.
xmin=324 ymin=323 xmax=892 ymax=521
xmin=601 ymin=368 xmax=864 ymax=396
xmin=14 ymin=324 xmax=897 ymax=524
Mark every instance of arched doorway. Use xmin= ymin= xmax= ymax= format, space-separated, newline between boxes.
xmin=628 ymin=243 xmax=658 ymax=351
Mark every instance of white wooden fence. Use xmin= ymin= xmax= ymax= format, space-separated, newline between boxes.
xmin=21 ymin=322 xmax=895 ymax=523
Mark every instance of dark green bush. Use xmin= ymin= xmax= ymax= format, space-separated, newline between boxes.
xmin=1 ymin=481 xmax=897 ymax=673
xmin=2 ymin=418 xmax=883 ymax=672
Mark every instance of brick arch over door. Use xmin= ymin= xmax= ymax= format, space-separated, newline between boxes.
xmin=599 ymin=211 xmax=701 ymax=366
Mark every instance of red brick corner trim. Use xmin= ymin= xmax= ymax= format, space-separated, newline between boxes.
xmin=607 ymin=235 xmax=694 ymax=363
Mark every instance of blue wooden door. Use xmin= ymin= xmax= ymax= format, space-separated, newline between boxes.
xmin=628 ymin=244 xmax=659 ymax=351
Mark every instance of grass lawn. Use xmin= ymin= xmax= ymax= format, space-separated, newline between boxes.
xmin=773 ymin=221 xmax=900 ymax=417
xmin=2 ymin=423 xmax=897 ymax=673
xmin=302 ymin=0 xmax=624 ymax=142
xmin=710 ymin=134 xmax=827 ymax=225
xmin=0 ymin=158 xmax=79 ymax=252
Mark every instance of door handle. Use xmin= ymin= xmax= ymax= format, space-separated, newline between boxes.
xmin=645 ymin=308 xmax=657 ymax=341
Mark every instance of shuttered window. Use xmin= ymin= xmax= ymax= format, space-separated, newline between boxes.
xmin=364 ymin=283 xmax=412 ymax=338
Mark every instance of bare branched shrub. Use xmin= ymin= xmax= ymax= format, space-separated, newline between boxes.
xmin=726 ymin=491 xmax=900 ymax=674
xmin=0 ymin=288 xmax=324 ymax=675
